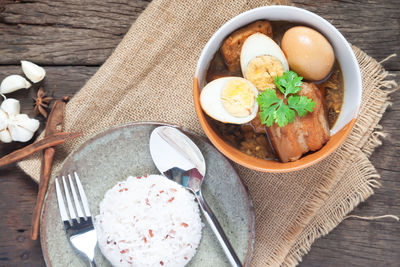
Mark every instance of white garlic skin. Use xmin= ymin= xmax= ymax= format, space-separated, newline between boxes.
xmin=21 ymin=60 xmax=46 ymax=83
xmin=0 ymin=75 xmax=31 ymax=94
xmin=0 ymin=110 xmax=8 ymax=134
xmin=1 ymin=98 xmax=20 ymax=116
xmin=12 ymin=114 xmax=39 ymax=132
xmin=0 ymin=128 xmax=12 ymax=143
xmin=0 ymin=98 xmax=40 ymax=143
xmin=8 ymin=122 xmax=39 ymax=142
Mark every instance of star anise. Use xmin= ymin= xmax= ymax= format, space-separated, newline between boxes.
xmin=33 ymin=87 xmax=53 ymax=118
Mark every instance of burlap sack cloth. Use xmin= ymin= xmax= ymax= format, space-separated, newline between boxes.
xmin=18 ymin=0 xmax=397 ymax=266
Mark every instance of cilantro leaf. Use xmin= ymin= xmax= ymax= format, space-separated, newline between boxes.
xmin=275 ymin=71 xmax=303 ymax=97
xmin=274 ymin=75 xmax=286 ymax=95
xmin=257 ymin=89 xmax=282 ymax=127
xmin=256 ymin=70 xmax=316 ymax=127
xmin=259 ymin=102 xmax=280 ymax=127
xmin=256 ymin=89 xmax=280 ymax=108
xmin=275 ymin=102 xmax=296 ymax=127
xmin=288 ymin=95 xmax=316 ymax=117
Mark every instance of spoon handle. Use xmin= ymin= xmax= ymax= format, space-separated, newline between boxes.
xmin=195 ymin=190 xmax=242 ymax=267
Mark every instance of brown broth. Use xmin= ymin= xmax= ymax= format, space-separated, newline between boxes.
xmin=205 ymin=20 xmax=344 ymax=160
xmin=211 ymin=119 xmax=277 ymax=160
xmin=317 ymin=65 xmax=344 ymax=128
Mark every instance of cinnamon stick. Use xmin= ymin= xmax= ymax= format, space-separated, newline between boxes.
xmin=0 ymin=132 xmax=81 ymax=168
xmin=31 ymin=99 xmax=66 ymax=240
xmin=30 ymin=147 xmax=55 ymax=240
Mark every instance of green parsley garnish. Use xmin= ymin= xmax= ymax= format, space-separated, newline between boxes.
xmin=256 ymin=71 xmax=316 ymax=127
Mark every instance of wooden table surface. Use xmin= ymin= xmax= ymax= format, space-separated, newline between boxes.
xmin=0 ymin=0 xmax=399 ymax=266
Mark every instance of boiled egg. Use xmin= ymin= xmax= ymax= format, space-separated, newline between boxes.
xmin=281 ymin=26 xmax=335 ymax=81
xmin=240 ymin=33 xmax=289 ymax=91
xmin=200 ymin=77 xmax=258 ymax=124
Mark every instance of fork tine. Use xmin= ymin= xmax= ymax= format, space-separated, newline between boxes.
xmin=55 ymin=178 xmax=69 ymax=221
xmin=62 ymin=175 xmax=77 ymax=220
xmin=74 ymin=172 xmax=91 ymax=217
xmin=56 ymin=174 xmax=97 ymax=266
xmin=68 ymin=174 xmax=85 ymax=218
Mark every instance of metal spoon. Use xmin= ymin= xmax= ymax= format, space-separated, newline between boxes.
xmin=149 ymin=126 xmax=242 ymax=267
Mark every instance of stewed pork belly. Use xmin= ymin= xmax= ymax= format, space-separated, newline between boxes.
xmin=267 ymin=82 xmax=330 ymax=162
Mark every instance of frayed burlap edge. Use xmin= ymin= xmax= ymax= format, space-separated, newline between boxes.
xmin=245 ymin=164 xmax=342 ymax=266
xmin=282 ymin=152 xmax=381 ymax=267
xmin=281 ymin=48 xmax=398 ymax=267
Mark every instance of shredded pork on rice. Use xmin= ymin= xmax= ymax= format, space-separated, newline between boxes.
xmin=96 ymin=174 xmax=203 ymax=267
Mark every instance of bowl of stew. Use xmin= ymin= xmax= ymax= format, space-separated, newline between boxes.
xmin=193 ymin=6 xmax=362 ymax=172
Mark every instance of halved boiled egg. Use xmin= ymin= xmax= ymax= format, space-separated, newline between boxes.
xmin=200 ymin=77 xmax=258 ymax=124
xmin=240 ymin=33 xmax=289 ymax=91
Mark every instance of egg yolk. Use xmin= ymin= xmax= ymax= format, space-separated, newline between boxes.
xmin=245 ymin=55 xmax=284 ymax=91
xmin=221 ymin=79 xmax=255 ymax=118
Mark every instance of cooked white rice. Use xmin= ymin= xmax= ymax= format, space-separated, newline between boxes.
xmin=95 ymin=174 xmax=203 ymax=267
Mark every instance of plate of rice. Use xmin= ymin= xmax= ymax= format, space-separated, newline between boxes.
xmin=40 ymin=122 xmax=255 ymax=267
xmin=96 ymin=174 xmax=203 ymax=266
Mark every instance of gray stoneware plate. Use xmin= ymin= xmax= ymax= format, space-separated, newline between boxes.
xmin=40 ymin=122 xmax=255 ymax=267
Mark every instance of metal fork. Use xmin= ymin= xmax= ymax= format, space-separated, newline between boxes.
xmin=55 ymin=172 xmax=97 ymax=267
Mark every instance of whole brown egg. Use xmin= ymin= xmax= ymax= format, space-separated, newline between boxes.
xmin=281 ymin=26 xmax=335 ymax=81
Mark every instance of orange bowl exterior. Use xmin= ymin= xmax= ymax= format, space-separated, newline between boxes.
xmin=193 ymin=77 xmax=356 ymax=173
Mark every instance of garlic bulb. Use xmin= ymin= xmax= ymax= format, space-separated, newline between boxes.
xmin=0 ymin=75 xmax=31 ymax=94
xmin=21 ymin=60 xmax=46 ymax=83
xmin=0 ymin=98 xmax=40 ymax=143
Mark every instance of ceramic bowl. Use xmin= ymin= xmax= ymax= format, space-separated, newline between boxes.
xmin=193 ymin=6 xmax=362 ymax=173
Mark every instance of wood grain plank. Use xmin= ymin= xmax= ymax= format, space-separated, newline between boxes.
xmin=0 ymin=0 xmax=150 ymax=65
xmin=0 ymin=166 xmax=45 ymax=266
xmin=0 ymin=0 xmax=399 ymax=70
xmin=301 ymin=218 xmax=400 ymax=267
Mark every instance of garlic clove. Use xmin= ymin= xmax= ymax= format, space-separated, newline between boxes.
xmin=1 ymin=98 xmax=21 ymax=117
xmin=21 ymin=60 xmax=46 ymax=83
xmin=0 ymin=75 xmax=31 ymax=94
xmin=8 ymin=124 xmax=36 ymax=142
xmin=0 ymin=109 xmax=8 ymax=129
xmin=13 ymin=114 xmax=40 ymax=132
xmin=0 ymin=108 xmax=11 ymax=142
xmin=0 ymin=129 xmax=12 ymax=143
xmin=0 ymin=98 xmax=40 ymax=143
